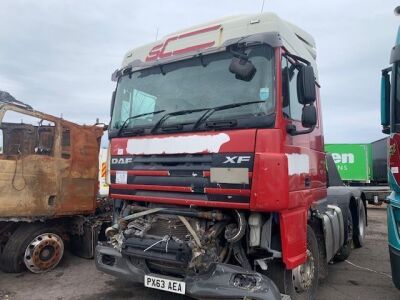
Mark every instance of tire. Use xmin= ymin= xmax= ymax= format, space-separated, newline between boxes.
xmin=334 ymin=206 xmax=353 ymax=262
xmin=266 ymin=225 xmax=320 ymax=300
xmin=0 ymin=223 xmax=64 ymax=273
xmin=353 ymin=200 xmax=366 ymax=248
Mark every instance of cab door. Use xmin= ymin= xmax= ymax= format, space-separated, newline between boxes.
xmin=57 ymin=123 xmax=103 ymax=214
xmin=0 ymin=109 xmax=58 ymax=217
xmin=281 ymin=55 xmax=326 ymax=207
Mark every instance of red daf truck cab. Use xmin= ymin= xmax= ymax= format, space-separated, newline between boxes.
xmin=96 ymin=13 xmax=365 ymax=299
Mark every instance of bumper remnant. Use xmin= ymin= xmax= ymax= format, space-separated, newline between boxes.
xmin=95 ymin=244 xmax=281 ymax=300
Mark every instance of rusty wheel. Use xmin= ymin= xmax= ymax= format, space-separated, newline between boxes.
xmin=0 ymin=223 xmax=65 ymax=273
xmin=24 ymin=232 xmax=64 ymax=273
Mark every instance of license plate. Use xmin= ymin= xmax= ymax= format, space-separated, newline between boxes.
xmin=144 ymin=275 xmax=186 ymax=295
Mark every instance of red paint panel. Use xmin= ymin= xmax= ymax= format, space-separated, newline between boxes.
xmin=110 ymin=193 xmax=249 ymax=210
xmin=280 ymin=208 xmax=307 ymax=269
xmin=250 ymin=153 xmax=289 ymax=211
xmin=254 ymin=129 xmax=282 ymax=153
xmin=111 ymin=184 xmax=192 ymax=193
xmin=390 ymin=134 xmax=400 ymax=185
xmin=287 ymin=188 xmax=328 ymax=210
xmin=110 ymin=170 xmax=169 ymax=176
xmin=111 ymin=129 xmax=257 ymax=156
xmin=287 ymin=190 xmax=311 ymax=210
xmin=204 ymin=187 xmax=250 ymax=196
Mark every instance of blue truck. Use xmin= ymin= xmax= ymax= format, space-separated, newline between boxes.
xmin=380 ymin=5 xmax=400 ymax=290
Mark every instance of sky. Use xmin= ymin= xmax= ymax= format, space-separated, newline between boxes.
xmin=0 ymin=0 xmax=399 ymax=144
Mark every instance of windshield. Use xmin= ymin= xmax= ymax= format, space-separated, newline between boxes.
xmin=110 ymin=45 xmax=275 ymax=136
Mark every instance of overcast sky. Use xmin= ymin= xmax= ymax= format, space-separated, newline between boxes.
xmin=1 ymin=0 xmax=399 ymax=144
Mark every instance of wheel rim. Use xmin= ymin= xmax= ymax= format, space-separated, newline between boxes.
xmin=24 ymin=233 xmax=64 ymax=273
xmin=358 ymin=202 xmax=366 ymax=240
xmin=292 ymin=249 xmax=315 ymax=293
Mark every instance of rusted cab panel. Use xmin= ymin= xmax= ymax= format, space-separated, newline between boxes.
xmin=0 ymin=103 xmax=103 ymax=218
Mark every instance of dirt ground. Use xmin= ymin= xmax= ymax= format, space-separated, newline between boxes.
xmin=0 ymin=206 xmax=398 ymax=300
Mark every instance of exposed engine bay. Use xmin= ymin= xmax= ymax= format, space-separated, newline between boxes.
xmin=104 ymin=202 xmax=271 ymax=278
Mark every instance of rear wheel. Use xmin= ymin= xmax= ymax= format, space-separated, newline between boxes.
xmin=353 ymin=200 xmax=366 ymax=248
xmin=0 ymin=223 xmax=64 ymax=273
xmin=267 ymin=225 xmax=320 ymax=300
xmin=334 ymin=206 xmax=353 ymax=262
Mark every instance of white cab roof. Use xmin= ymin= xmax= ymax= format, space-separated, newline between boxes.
xmin=121 ymin=12 xmax=317 ymax=76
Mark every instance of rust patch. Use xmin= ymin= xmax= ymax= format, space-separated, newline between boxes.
xmin=0 ymin=102 xmax=104 ymax=218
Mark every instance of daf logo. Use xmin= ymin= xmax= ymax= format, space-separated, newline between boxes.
xmin=222 ymin=156 xmax=251 ymax=164
xmin=112 ymin=157 xmax=132 ymax=164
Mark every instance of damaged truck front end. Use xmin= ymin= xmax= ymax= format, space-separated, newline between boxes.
xmin=96 ymin=12 xmax=357 ymax=300
xmin=96 ymin=205 xmax=281 ymax=299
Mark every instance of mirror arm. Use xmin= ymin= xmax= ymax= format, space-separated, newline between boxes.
xmin=286 ymin=124 xmax=316 ymax=136
xmin=382 ymin=66 xmax=392 ymax=75
xmin=228 ymin=44 xmax=249 ymax=60
xmin=283 ymin=52 xmax=311 ymax=66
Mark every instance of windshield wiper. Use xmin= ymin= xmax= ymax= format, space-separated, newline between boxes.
xmin=117 ymin=110 xmax=166 ymax=136
xmin=192 ymin=101 xmax=265 ymax=129
xmin=151 ymin=107 xmax=210 ymax=133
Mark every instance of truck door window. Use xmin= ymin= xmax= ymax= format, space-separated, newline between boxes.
xmin=62 ymin=127 xmax=71 ymax=159
xmin=0 ymin=111 xmax=55 ymax=156
xmin=282 ymin=57 xmax=303 ymax=121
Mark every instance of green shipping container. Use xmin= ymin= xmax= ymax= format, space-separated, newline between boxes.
xmin=325 ymin=144 xmax=372 ymax=182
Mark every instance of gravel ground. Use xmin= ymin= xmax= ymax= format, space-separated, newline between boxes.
xmin=0 ymin=206 xmax=397 ymax=300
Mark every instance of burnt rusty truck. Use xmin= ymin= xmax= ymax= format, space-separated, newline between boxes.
xmin=95 ymin=13 xmax=367 ymax=299
xmin=0 ymin=94 xmax=109 ymax=274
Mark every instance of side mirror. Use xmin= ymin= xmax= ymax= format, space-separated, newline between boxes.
xmin=110 ymin=90 xmax=116 ymax=117
xmin=381 ymin=69 xmax=391 ymax=132
xmin=229 ymin=57 xmax=257 ymax=82
xmin=287 ymin=104 xmax=317 ymax=136
xmin=395 ymin=6 xmax=400 ymax=16
xmin=297 ymin=65 xmax=316 ymax=105
xmin=302 ymin=105 xmax=317 ymax=128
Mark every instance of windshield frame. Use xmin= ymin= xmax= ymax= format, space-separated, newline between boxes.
xmin=109 ymin=44 xmax=276 ymax=138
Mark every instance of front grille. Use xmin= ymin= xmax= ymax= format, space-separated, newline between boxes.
xmin=110 ymin=153 xmax=253 ymax=205
xmin=122 ymin=236 xmax=192 ymax=267
xmin=146 ymin=216 xmax=189 ymax=240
